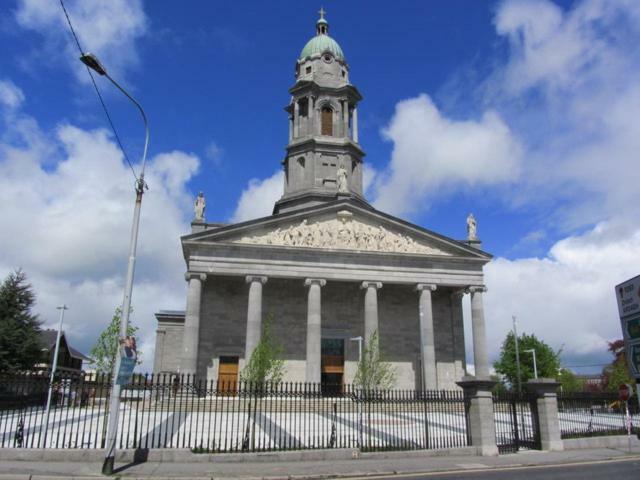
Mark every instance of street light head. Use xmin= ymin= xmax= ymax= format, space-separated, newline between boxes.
xmin=349 ymin=336 xmax=363 ymax=341
xmin=80 ymin=53 xmax=107 ymax=75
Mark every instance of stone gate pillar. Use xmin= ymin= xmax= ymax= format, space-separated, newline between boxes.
xmin=526 ymin=378 xmax=564 ymax=451
xmin=457 ymin=377 xmax=498 ymax=456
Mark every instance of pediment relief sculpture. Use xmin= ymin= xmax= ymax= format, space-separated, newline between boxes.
xmin=233 ymin=210 xmax=450 ymax=256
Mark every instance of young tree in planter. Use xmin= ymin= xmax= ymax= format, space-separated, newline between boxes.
xmin=493 ymin=331 xmax=560 ymax=391
xmin=354 ymin=331 xmax=396 ymax=391
xmin=240 ymin=315 xmax=284 ymax=384
xmin=0 ymin=269 xmax=42 ymax=371
xmin=89 ymin=307 xmax=140 ymax=374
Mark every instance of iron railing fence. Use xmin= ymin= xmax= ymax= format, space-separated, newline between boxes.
xmin=492 ymin=392 xmax=541 ymax=454
xmin=557 ymin=392 xmax=640 ymax=439
xmin=0 ymin=373 xmax=469 ymax=453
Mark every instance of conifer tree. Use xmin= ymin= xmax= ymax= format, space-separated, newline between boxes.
xmin=0 ymin=270 xmax=42 ymax=371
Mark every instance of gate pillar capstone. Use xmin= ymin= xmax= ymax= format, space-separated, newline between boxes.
xmin=457 ymin=376 xmax=498 ymax=456
xmin=526 ymin=378 xmax=564 ymax=451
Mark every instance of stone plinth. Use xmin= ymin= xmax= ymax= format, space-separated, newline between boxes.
xmin=526 ymin=378 xmax=563 ymax=452
xmin=457 ymin=376 xmax=498 ymax=456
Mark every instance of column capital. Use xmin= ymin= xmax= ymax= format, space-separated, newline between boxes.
xmin=361 ymin=281 xmax=382 ymax=290
xmin=304 ymin=278 xmax=326 ymax=288
xmin=466 ymin=285 xmax=487 ymax=294
xmin=451 ymin=289 xmax=465 ymax=300
xmin=246 ymin=275 xmax=268 ymax=285
xmin=416 ymin=283 xmax=437 ymax=292
xmin=185 ymin=272 xmax=207 ymax=282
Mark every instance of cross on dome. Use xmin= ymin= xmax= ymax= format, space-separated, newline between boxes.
xmin=318 ymin=7 xmax=326 ymax=20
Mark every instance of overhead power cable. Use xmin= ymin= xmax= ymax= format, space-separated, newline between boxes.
xmin=58 ymin=0 xmax=138 ymax=181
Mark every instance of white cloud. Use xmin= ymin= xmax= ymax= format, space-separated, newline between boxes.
xmin=482 ymin=221 xmax=640 ymax=365
xmin=231 ymin=171 xmax=283 ymax=223
xmin=372 ymin=94 xmax=522 ymax=216
xmin=15 ymin=0 xmax=147 ymax=82
xmin=205 ymin=140 xmax=223 ymax=166
xmin=0 ymin=80 xmax=25 ymax=110
xmin=491 ymin=0 xmax=640 ymax=228
xmin=0 ymin=82 xmax=199 ymax=371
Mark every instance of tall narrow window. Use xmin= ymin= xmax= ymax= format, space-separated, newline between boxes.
xmin=321 ymin=107 xmax=333 ymax=136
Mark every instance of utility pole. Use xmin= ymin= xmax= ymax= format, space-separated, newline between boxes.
xmin=524 ymin=349 xmax=538 ymax=379
xmin=79 ymin=52 xmax=149 ymax=476
xmin=41 ymin=304 xmax=68 ymax=448
xmin=513 ymin=316 xmax=522 ymax=394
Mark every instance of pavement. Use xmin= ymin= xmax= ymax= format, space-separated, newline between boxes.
xmin=0 ymin=445 xmax=639 ymax=480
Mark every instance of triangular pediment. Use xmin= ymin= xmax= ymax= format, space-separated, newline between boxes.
xmin=184 ymin=201 xmax=491 ymax=260
xmin=234 ymin=210 xmax=451 ymax=255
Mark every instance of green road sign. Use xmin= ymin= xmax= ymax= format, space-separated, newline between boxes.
xmin=625 ymin=316 xmax=640 ymax=340
xmin=630 ymin=344 xmax=640 ymax=377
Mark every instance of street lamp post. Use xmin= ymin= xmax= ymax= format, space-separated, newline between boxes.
xmin=524 ymin=349 xmax=538 ymax=379
xmin=350 ymin=336 xmax=363 ymax=362
xmin=41 ymin=305 xmax=68 ymax=448
xmin=79 ymin=52 xmax=149 ymax=475
xmin=513 ymin=316 xmax=522 ymax=394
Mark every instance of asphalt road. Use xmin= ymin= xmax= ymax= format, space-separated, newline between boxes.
xmin=348 ymin=457 xmax=640 ymax=479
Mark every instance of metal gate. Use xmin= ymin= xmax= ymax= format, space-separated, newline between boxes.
xmin=493 ymin=392 xmax=541 ymax=454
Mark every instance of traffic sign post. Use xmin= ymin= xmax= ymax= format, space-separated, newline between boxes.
xmin=615 ymin=275 xmax=640 ymax=411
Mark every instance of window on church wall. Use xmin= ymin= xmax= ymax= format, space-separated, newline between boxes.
xmin=306 ymin=66 xmax=312 ymax=74
xmin=321 ymin=107 xmax=333 ymax=136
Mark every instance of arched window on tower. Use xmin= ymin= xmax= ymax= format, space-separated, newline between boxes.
xmin=321 ymin=106 xmax=333 ymax=136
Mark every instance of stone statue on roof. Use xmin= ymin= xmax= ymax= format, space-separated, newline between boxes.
xmin=194 ymin=192 xmax=206 ymax=222
xmin=466 ymin=213 xmax=477 ymax=241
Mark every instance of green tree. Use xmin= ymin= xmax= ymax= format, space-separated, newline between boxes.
xmin=354 ymin=331 xmax=396 ymax=390
xmin=0 ymin=270 xmax=42 ymax=371
xmin=493 ymin=331 xmax=560 ymax=391
xmin=240 ymin=315 xmax=284 ymax=384
xmin=89 ymin=307 xmax=139 ymax=374
xmin=602 ymin=340 xmax=636 ymax=392
xmin=557 ymin=368 xmax=584 ymax=392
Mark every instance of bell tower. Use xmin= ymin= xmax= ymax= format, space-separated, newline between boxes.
xmin=274 ymin=10 xmax=366 ymax=214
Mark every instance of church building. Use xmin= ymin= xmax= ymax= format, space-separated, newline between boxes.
xmin=153 ymin=12 xmax=492 ymax=390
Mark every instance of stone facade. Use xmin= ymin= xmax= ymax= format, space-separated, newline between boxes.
xmin=153 ymin=13 xmax=492 ymax=391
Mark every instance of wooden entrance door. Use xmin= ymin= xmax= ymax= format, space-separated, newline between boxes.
xmin=217 ymin=356 xmax=239 ymax=394
xmin=321 ymin=338 xmax=344 ymax=395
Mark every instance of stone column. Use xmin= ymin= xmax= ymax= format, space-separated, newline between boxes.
xmin=352 ymin=106 xmax=359 ymax=143
xmin=526 ymin=379 xmax=564 ymax=451
xmin=244 ymin=276 xmax=268 ymax=362
xmin=293 ymin=100 xmax=299 ymax=138
xmin=450 ymin=290 xmax=466 ymax=375
xmin=343 ymin=100 xmax=349 ymax=138
xmin=180 ymin=272 xmax=206 ymax=376
xmin=361 ymin=281 xmax=382 ymax=346
xmin=468 ymin=286 xmax=490 ymax=378
xmin=457 ymin=377 xmax=498 ymax=456
xmin=308 ymin=96 xmax=315 ymax=136
xmin=288 ymin=114 xmax=293 ymax=142
xmin=305 ymin=278 xmax=326 ymax=383
xmin=416 ymin=284 xmax=437 ymax=390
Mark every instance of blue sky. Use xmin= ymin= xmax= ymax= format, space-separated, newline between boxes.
xmin=1 ymin=0 xmax=640 ymax=375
